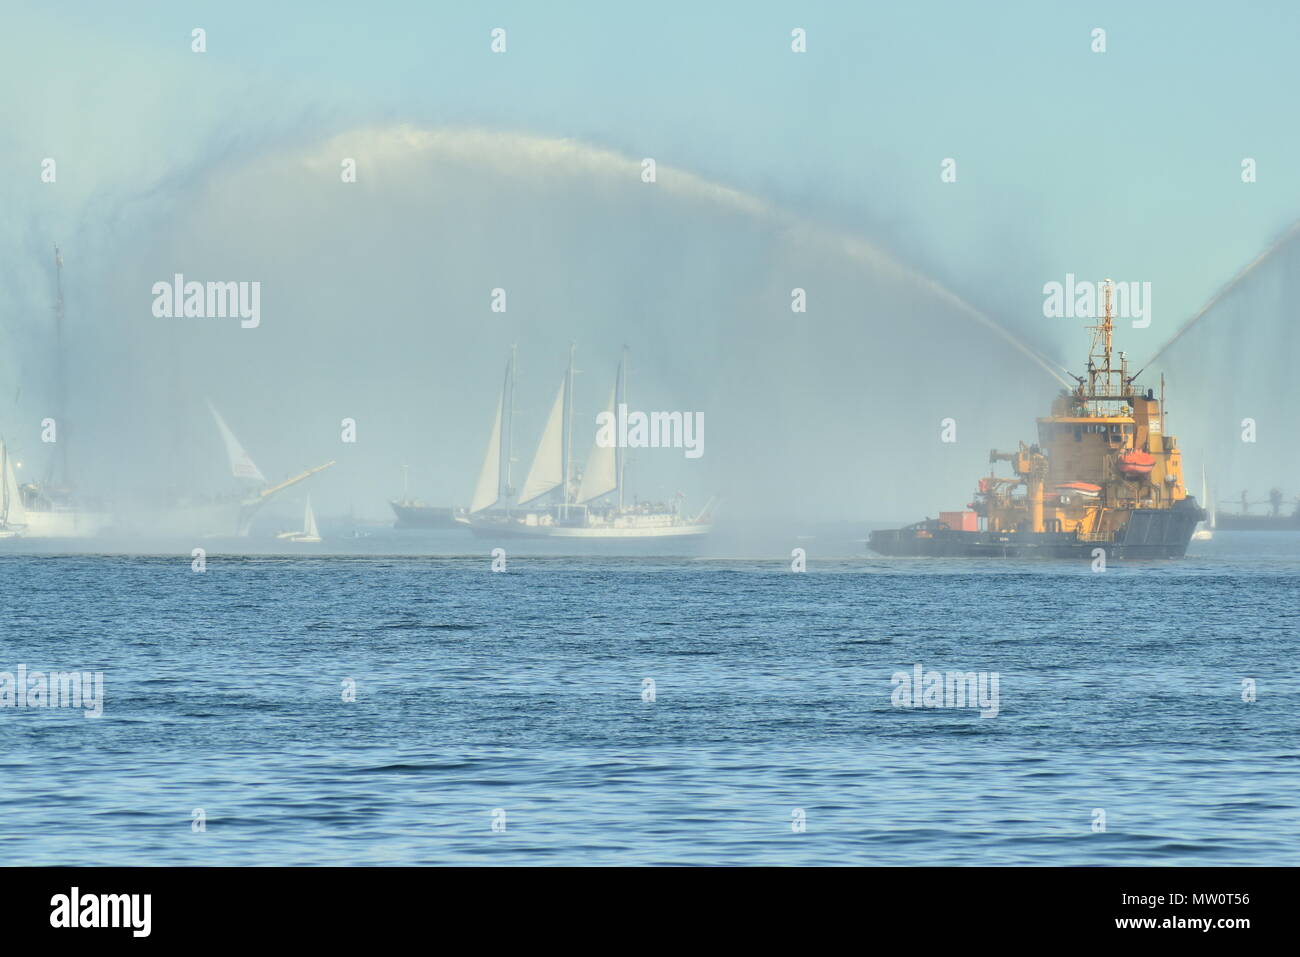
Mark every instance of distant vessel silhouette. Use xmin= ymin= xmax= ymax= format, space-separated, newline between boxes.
xmin=388 ymin=466 xmax=465 ymax=528
xmin=1214 ymin=488 xmax=1300 ymax=531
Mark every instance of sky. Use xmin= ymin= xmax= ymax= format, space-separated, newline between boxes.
xmin=2 ymin=1 xmax=1298 ymax=529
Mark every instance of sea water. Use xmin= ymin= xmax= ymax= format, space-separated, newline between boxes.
xmin=0 ymin=528 xmax=1295 ymax=865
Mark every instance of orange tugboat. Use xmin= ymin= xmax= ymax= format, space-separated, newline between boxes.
xmin=870 ymin=281 xmax=1205 ymax=559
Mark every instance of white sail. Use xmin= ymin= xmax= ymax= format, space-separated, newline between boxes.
xmin=577 ymin=384 xmax=618 ymax=504
xmin=469 ymin=393 xmax=503 ymax=514
xmin=304 ymin=498 xmax=320 ymax=539
xmin=208 ymin=403 xmax=266 ymax=482
xmin=2 ymin=440 xmax=25 ymax=525
xmin=1201 ymin=465 xmax=1216 ymax=527
xmin=516 ymin=379 xmax=566 ymax=505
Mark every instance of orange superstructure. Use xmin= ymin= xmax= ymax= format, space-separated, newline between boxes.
xmin=970 ymin=280 xmax=1189 ymax=540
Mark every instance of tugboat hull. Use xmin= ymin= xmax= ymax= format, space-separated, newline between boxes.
xmin=869 ymin=500 xmax=1205 ymax=560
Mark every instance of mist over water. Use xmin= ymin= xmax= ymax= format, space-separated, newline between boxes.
xmin=4 ymin=124 xmax=1082 ymax=543
xmin=1148 ymin=232 xmax=1300 ymax=508
xmin=3 ymin=9 xmax=1294 ymax=548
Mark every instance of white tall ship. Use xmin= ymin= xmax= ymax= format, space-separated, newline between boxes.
xmin=467 ymin=347 xmax=712 ymax=540
xmin=0 ymin=468 xmax=112 ymax=538
xmin=0 ymin=247 xmax=112 ymax=539
xmin=1 ymin=436 xmax=112 ymax=538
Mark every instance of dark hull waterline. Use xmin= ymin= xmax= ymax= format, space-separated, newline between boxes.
xmin=869 ymin=500 xmax=1205 ymax=560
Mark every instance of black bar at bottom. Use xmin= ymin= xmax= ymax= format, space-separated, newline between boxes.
xmin=0 ymin=866 xmax=1280 ymax=942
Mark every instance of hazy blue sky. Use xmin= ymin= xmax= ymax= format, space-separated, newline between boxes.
xmin=2 ymin=1 xmax=1297 ymax=523
xmin=8 ymin=0 xmax=1299 ymax=328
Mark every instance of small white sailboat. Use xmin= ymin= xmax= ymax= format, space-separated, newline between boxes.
xmin=1192 ymin=463 xmax=1215 ymax=541
xmin=277 ymin=497 xmax=322 ymax=543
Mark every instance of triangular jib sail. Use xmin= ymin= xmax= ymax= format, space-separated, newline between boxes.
xmin=517 ymin=378 xmax=566 ymax=506
xmin=208 ymin=403 xmax=266 ymax=483
xmin=304 ymin=498 xmax=319 ymax=539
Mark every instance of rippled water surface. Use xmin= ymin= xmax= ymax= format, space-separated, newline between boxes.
xmin=1 ymin=530 xmax=1297 ymax=865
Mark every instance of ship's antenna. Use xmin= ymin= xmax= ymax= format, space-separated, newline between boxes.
xmin=1085 ymin=279 xmax=1120 ymax=402
xmin=1103 ymin=279 xmax=1114 ymax=358
xmin=1160 ymin=373 xmax=1166 ymax=435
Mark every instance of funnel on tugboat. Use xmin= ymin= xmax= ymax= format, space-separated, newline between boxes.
xmin=869 ymin=281 xmax=1205 ymax=559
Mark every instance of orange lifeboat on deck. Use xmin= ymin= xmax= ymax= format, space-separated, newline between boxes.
xmin=1117 ymin=449 xmax=1156 ymax=477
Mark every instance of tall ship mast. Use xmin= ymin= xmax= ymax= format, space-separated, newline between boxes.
xmin=870 ymin=281 xmax=1205 ymax=559
xmin=512 ymin=344 xmax=571 ymax=514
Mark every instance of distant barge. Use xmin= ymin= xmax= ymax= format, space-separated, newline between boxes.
xmin=1213 ymin=490 xmax=1300 ymax=531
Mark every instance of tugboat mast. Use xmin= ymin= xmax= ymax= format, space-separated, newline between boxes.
xmin=1081 ymin=279 xmax=1129 ymax=407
